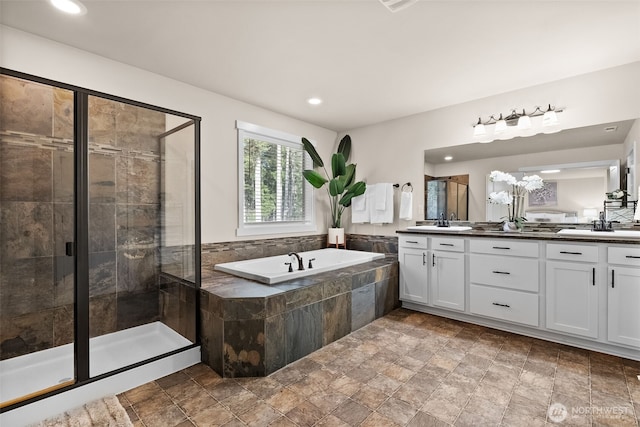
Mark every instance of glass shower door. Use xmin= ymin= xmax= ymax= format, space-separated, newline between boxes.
xmin=87 ymin=96 xmax=195 ymax=377
xmin=0 ymin=74 xmax=76 ymax=406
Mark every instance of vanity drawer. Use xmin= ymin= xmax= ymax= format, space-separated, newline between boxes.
xmin=609 ymin=246 xmax=640 ymax=266
xmin=470 ymin=284 xmax=539 ymax=327
xmin=399 ymin=235 xmax=428 ymax=249
xmin=470 ymin=239 xmax=538 ymax=258
xmin=547 ymin=243 xmax=599 ymax=263
xmin=431 ymin=237 xmax=464 ymax=252
xmin=470 ymin=254 xmax=539 ymax=292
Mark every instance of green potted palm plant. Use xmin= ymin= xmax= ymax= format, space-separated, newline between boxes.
xmin=301 ymin=135 xmax=366 ymax=245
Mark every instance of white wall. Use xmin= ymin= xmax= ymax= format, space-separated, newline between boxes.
xmin=0 ymin=26 xmax=337 ymax=243
xmin=345 ymin=61 xmax=640 ymax=235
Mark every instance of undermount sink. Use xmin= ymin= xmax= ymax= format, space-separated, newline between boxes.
xmin=557 ymin=229 xmax=640 ymax=238
xmin=407 ymin=225 xmax=473 ymax=232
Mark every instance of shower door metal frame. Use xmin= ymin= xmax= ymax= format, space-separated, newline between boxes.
xmin=0 ymin=68 xmax=202 ymax=412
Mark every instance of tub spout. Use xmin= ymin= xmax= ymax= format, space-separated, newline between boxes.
xmin=288 ymin=252 xmax=304 ymax=271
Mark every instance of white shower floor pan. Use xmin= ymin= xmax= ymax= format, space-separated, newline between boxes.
xmin=0 ymin=321 xmax=192 ymax=405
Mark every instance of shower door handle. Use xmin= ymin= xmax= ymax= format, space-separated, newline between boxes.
xmin=65 ymin=241 xmax=75 ymax=257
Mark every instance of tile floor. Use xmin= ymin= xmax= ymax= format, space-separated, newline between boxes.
xmin=118 ymin=309 xmax=640 ymax=426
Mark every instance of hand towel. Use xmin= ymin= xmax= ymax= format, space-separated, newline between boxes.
xmin=399 ymin=191 xmax=413 ymax=220
xmin=370 ymin=183 xmax=394 ymax=224
xmin=351 ymin=188 xmax=370 ymax=224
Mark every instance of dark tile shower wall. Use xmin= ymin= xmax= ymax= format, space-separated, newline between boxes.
xmin=0 ymin=75 xmax=166 ymax=360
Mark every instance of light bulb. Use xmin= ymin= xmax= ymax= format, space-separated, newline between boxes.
xmin=50 ymin=0 xmax=87 ymax=15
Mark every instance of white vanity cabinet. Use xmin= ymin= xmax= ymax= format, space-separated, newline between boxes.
xmin=468 ymin=239 xmax=539 ymax=327
xmin=430 ymin=237 xmax=465 ymax=311
xmin=546 ymin=243 xmax=599 ymax=338
xmin=398 ymin=235 xmax=429 ymax=305
xmin=607 ymin=246 xmax=640 ymax=349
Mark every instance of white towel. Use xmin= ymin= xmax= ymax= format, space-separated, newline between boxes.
xmin=374 ymin=183 xmax=388 ymax=210
xmin=370 ymin=183 xmax=394 ymax=224
xmin=399 ymin=191 xmax=413 ymax=220
xmin=351 ymin=188 xmax=370 ymax=224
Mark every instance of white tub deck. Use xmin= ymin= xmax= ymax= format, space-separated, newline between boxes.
xmin=214 ymin=248 xmax=386 ymax=284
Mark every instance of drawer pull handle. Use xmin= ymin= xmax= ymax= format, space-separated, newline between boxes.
xmin=492 ymin=246 xmax=511 ymax=250
xmin=432 ymin=254 xmax=436 ymax=267
xmin=592 ymin=267 xmax=595 ymax=286
xmin=560 ymin=251 xmax=582 ymax=255
xmin=492 ymin=270 xmax=511 ymax=275
xmin=492 ymin=302 xmax=511 ymax=308
xmin=625 ymin=255 xmax=640 ymax=259
xmin=423 ymin=252 xmax=426 ymax=266
xmin=406 ymin=240 xmax=419 ymax=244
xmin=439 ymin=243 xmax=454 ymax=246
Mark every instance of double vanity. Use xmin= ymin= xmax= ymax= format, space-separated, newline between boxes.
xmin=397 ymin=226 xmax=640 ymax=361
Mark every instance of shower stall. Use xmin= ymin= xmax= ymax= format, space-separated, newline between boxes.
xmin=0 ymin=70 xmax=201 ymax=412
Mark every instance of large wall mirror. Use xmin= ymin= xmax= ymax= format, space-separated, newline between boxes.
xmin=424 ymin=118 xmax=640 ymax=223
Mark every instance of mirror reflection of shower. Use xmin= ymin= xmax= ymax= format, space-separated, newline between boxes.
xmin=425 ymin=175 xmax=469 ymax=221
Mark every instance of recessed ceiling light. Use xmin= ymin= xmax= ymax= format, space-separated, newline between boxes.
xmin=541 ymin=169 xmax=561 ymax=174
xmin=444 ymin=156 xmax=453 ymax=161
xmin=307 ymin=97 xmax=322 ymax=106
xmin=50 ymin=0 xmax=87 ymax=15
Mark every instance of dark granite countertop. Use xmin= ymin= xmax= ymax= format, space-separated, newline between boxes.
xmin=396 ymin=228 xmax=640 ymax=244
xmin=201 ymin=256 xmax=398 ymax=299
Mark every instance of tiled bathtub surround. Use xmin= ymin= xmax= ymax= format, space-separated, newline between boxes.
xmin=0 ymin=75 xmax=167 ymax=360
xmin=119 ymin=309 xmax=640 ymax=427
xmin=200 ymin=257 xmax=399 ymax=378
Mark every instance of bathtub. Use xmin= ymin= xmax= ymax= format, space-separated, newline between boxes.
xmin=214 ymin=248 xmax=386 ymax=284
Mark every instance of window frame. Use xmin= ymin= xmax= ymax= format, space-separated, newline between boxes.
xmin=236 ymin=120 xmax=316 ymax=236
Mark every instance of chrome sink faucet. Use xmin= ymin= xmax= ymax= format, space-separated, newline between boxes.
xmin=288 ymin=252 xmax=305 ymax=271
xmin=436 ymin=212 xmax=450 ymax=227
xmin=592 ymin=211 xmax=613 ymax=232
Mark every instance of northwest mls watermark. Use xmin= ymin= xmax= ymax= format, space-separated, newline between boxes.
xmin=547 ymin=402 xmax=631 ymax=423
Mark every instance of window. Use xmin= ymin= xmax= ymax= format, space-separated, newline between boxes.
xmin=236 ymin=121 xmax=315 ymax=236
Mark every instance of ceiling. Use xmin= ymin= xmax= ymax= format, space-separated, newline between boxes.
xmin=423 ymin=119 xmax=635 ymax=164
xmin=1 ymin=0 xmax=639 ymax=131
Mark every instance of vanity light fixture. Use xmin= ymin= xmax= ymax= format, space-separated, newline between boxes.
xmin=472 ymin=104 xmax=563 ymax=142
xmin=540 ymin=169 xmax=561 ymax=174
xmin=50 ymin=0 xmax=87 ymax=15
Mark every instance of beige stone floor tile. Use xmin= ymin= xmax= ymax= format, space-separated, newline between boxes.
xmin=315 ymin=414 xmax=351 ymax=427
xmin=360 ymin=411 xmax=401 ymax=427
xmin=307 ymin=390 xmax=349 ymax=415
xmin=165 ymin=379 xmax=205 ymax=403
xmin=472 ymin=381 xmax=512 ymax=408
xmin=124 ymin=381 xmax=163 ymax=405
xmin=205 ymin=380 xmax=246 ymax=401
xmin=269 ymin=366 xmax=305 ymax=385
xmin=512 ymin=380 xmax=553 ymax=408
xmin=421 ymin=397 xmax=462 ymax=425
xmin=177 ymin=392 xmax=218 ymax=417
xmin=392 ymin=382 xmax=432 ymax=410
xmin=408 ymin=411 xmax=451 ymax=427
xmin=455 ymin=394 xmax=505 ymax=426
xmin=367 ymin=373 xmax=403 ymax=395
xmin=238 ymin=401 xmax=282 ymax=427
xmin=287 ymin=375 xmax=326 ymax=397
xmin=267 ymin=416 xmax=297 ymax=427
xmin=383 ymin=363 xmax=416 ymax=383
xmin=191 ymin=403 xmax=235 ymax=427
xmin=219 ymin=388 xmax=260 ymax=415
xmin=352 ymin=386 xmax=390 ymax=410
xmin=285 ymin=400 xmax=324 ymax=426
xmin=376 ymin=396 xmax=417 ymax=425
xmin=332 ymin=398 xmax=372 ymax=425
xmin=329 ymin=374 xmax=362 ymax=396
xmin=266 ymin=388 xmax=306 ymax=413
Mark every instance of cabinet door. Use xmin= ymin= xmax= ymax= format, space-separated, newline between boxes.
xmin=608 ymin=267 xmax=640 ymax=349
xmin=399 ymin=248 xmax=428 ymax=305
xmin=431 ymin=251 xmax=465 ymax=311
xmin=546 ymin=261 xmax=598 ymax=338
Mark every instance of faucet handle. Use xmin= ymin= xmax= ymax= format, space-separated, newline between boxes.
xmin=308 ymin=258 xmax=316 ymax=269
xmin=284 ymin=262 xmax=293 ymax=273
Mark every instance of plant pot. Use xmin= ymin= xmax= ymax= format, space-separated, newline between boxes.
xmin=503 ymin=221 xmax=521 ymax=232
xmin=328 ymin=227 xmax=345 ymax=246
